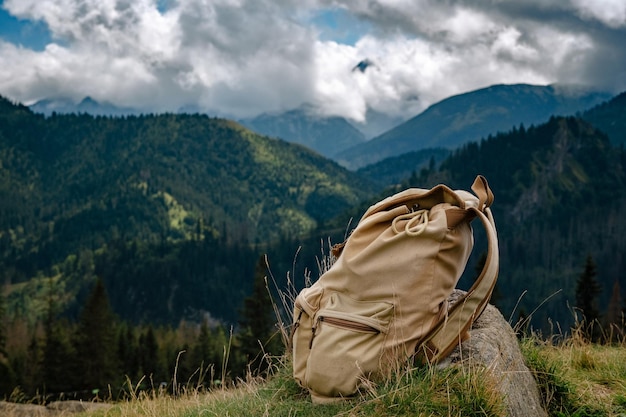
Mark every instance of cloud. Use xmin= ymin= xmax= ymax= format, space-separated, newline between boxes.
xmin=0 ymin=0 xmax=624 ymax=122
xmin=571 ymin=0 xmax=626 ymax=28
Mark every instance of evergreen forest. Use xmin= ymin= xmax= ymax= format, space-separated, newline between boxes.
xmin=0 ymin=92 xmax=625 ymax=401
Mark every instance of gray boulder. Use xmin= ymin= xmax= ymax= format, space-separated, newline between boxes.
xmin=0 ymin=401 xmax=50 ymax=416
xmin=439 ymin=289 xmax=548 ymax=417
xmin=47 ymin=400 xmax=112 ymax=413
xmin=0 ymin=400 xmax=112 ymax=416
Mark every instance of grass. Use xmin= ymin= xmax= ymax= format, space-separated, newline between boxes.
xmin=4 ymin=328 xmax=625 ymax=417
xmin=521 ymin=332 xmax=626 ymax=417
xmin=62 ymin=358 xmax=505 ymax=417
xmin=5 ymin=251 xmax=625 ymax=416
xmin=35 ymin=256 xmax=624 ymax=417
xmin=36 ymin=331 xmax=620 ymax=417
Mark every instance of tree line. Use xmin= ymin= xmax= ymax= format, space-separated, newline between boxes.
xmin=0 ymin=256 xmax=284 ymax=401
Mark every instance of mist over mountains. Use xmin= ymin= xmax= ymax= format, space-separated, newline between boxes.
xmin=29 ymin=83 xmax=612 ymax=171
xmin=240 ymin=106 xmax=366 ymax=158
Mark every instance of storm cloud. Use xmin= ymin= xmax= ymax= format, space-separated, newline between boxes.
xmin=0 ymin=0 xmax=624 ymax=121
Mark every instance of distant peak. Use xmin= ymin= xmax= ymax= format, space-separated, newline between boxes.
xmin=79 ymin=96 xmax=98 ymax=105
xmin=352 ymin=58 xmax=375 ymax=73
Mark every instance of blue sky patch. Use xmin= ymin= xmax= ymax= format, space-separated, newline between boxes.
xmin=310 ymin=7 xmax=371 ymax=45
xmin=0 ymin=5 xmax=52 ymax=51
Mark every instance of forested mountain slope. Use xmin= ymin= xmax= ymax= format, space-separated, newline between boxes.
xmin=582 ymin=91 xmax=626 ymax=146
xmin=356 ymin=148 xmax=451 ymax=187
xmin=337 ymin=84 xmax=611 ymax=169
xmin=413 ymin=116 xmax=626 ymax=329
xmin=0 ymin=96 xmax=374 ymax=323
xmin=241 ymin=107 xmax=366 ymax=159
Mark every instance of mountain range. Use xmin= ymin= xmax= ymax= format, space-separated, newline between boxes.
xmin=28 ymin=84 xmax=612 ymax=171
xmin=335 ymin=84 xmax=613 ymax=168
xmin=3 ymin=84 xmax=625 ymax=330
xmin=0 ymin=97 xmax=374 ymax=323
xmin=29 ymin=96 xmax=137 ymax=117
xmin=240 ymin=106 xmax=366 ymax=158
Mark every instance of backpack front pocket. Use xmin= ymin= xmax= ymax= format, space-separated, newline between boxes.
xmin=304 ymin=292 xmax=394 ymax=399
xmin=291 ymin=286 xmax=324 ymax=387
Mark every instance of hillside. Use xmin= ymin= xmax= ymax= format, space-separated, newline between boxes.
xmin=420 ymin=116 xmax=626 ymax=329
xmin=336 ymin=84 xmax=612 ymax=169
xmin=1 ymin=96 xmax=373 ymax=244
xmin=2 ymin=96 xmax=626 ymax=406
xmin=582 ymin=91 xmax=626 ymax=146
xmin=241 ymin=106 xmax=366 ymax=158
xmin=356 ymin=147 xmax=450 ymax=187
xmin=0 ymin=96 xmax=375 ymax=324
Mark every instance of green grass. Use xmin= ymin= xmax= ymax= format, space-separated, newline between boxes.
xmin=7 ymin=335 xmax=625 ymax=417
xmin=521 ymin=336 xmax=626 ymax=417
xmin=65 ymin=357 xmax=505 ymax=417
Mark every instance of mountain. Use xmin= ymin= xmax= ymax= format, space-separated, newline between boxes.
xmin=240 ymin=106 xmax=366 ymax=158
xmin=347 ymin=107 xmax=407 ymax=139
xmin=305 ymin=111 xmax=626 ymax=331
xmin=356 ymin=147 xmax=451 ymax=187
xmin=420 ymin=116 xmax=626 ymax=330
xmin=29 ymin=96 xmax=138 ymax=116
xmin=0 ymin=96 xmax=374 ymax=324
xmin=2 ymin=97 xmax=372 ymax=243
xmin=582 ymin=91 xmax=626 ymax=146
xmin=336 ymin=84 xmax=613 ymax=169
xmin=3 ymin=89 xmax=625 ymax=331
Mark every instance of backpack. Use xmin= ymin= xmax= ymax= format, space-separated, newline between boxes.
xmin=291 ymin=175 xmax=499 ymax=403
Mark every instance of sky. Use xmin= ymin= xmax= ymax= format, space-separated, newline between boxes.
xmin=0 ymin=0 xmax=625 ymax=123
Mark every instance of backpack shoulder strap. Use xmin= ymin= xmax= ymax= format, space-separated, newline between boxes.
xmin=415 ymin=180 xmax=499 ymax=363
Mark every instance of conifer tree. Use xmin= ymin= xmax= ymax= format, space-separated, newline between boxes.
xmin=0 ymin=286 xmax=6 ymax=359
xmin=20 ymin=334 xmax=43 ymax=395
xmin=575 ymin=255 xmax=602 ymax=341
xmin=605 ymin=280 xmax=624 ymax=341
xmin=0 ymin=288 xmax=13 ymax=395
xmin=74 ymin=278 xmax=119 ymax=391
xmin=117 ymin=323 xmax=139 ymax=381
xmin=237 ymin=255 xmax=280 ymax=375
xmin=190 ymin=319 xmax=218 ymax=384
xmin=42 ymin=278 xmax=76 ymax=394
xmin=43 ymin=317 xmax=76 ymax=394
xmin=138 ymin=325 xmax=160 ymax=380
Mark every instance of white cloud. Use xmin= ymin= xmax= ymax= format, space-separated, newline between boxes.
xmin=0 ymin=0 xmax=624 ymax=122
xmin=571 ymin=0 xmax=626 ymax=28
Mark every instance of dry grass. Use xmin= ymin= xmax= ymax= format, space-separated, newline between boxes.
xmin=521 ymin=328 xmax=626 ymax=417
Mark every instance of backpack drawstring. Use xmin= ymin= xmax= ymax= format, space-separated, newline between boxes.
xmin=392 ymin=209 xmax=429 ymax=236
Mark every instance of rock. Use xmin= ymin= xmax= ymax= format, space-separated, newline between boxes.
xmin=0 ymin=401 xmax=50 ymax=416
xmin=439 ymin=289 xmax=548 ymax=417
xmin=0 ymin=400 xmax=112 ymax=416
xmin=46 ymin=400 xmax=112 ymax=413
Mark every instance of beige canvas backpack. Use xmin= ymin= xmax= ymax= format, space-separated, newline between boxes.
xmin=291 ymin=175 xmax=499 ymax=403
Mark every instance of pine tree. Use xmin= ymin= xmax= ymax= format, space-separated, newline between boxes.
xmin=605 ymin=280 xmax=624 ymax=341
xmin=575 ymin=255 xmax=602 ymax=341
xmin=41 ymin=278 xmax=76 ymax=394
xmin=189 ymin=319 xmax=219 ymax=385
xmin=117 ymin=323 xmax=139 ymax=381
xmin=74 ymin=278 xmax=119 ymax=391
xmin=20 ymin=334 xmax=43 ymax=395
xmin=0 ymin=286 xmax=6 ymax=359
xmin=0 ymin=286 xmax=13 ymax=395
xmin=138 ymin=325 xmax=160 ymax=380
xmin=237 ymin=255 xmax=281 ymax=375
